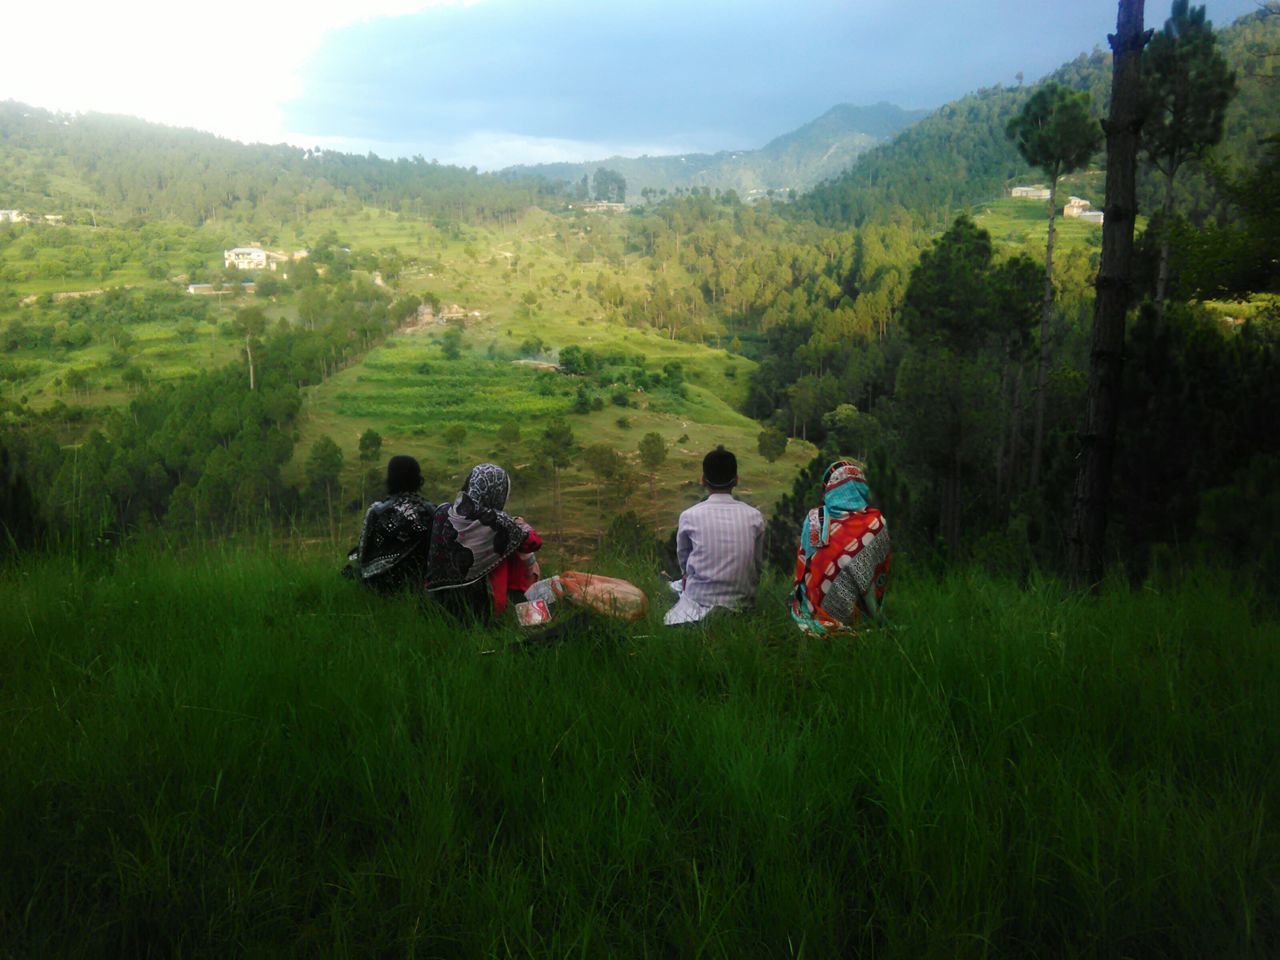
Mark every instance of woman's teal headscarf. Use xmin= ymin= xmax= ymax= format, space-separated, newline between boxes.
xmin=800 ymin=460 xmax=870 ymax=559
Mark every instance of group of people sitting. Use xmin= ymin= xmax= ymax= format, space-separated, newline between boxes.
xmin=346 ymin=444 xmax=891 ymax=635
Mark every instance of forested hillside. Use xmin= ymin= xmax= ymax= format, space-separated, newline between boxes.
xmin=0 ymin=103 xmax=555 ymax=229
xmin=502 ymin=102 xmax=928 ymax=200
xmin=797 ymin=10 xmax=1280 ymax=229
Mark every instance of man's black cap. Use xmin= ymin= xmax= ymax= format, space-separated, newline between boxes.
xmin=702 ymin=446 xmax=737 ymax=488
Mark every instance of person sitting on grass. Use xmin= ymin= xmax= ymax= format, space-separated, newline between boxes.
xmin=345 ymin=454 xmax=436 ymax=594
xmin=423 ymin=463 xmax=542 ymax=621
xmin=789 ymin=459 xmax=891 ymax=636
xmin=665 ymin=446 xmax=765 ymax=626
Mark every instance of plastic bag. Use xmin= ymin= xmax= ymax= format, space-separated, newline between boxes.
xmin=551 ymin=571 xmax=648 ymax=622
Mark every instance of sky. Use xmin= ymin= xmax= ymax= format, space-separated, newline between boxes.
xmin=1 ymin=0 xmax=1263 ymax=170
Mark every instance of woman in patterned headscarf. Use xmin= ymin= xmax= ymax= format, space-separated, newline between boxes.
xmin=789 ymin=459 xmax=891 ymax=636
xmin=424 ymin=463 xmax=542 ymax=619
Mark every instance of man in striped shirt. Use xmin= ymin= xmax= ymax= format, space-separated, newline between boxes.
xmin=665 ymin=446 xmax=766 ymax=626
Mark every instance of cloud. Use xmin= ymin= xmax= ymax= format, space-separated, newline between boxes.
xmin=2 ymin=0 xmax=1262 ymax=169
xmin=0 ymin=0 xmax=472 ymax=143
xmin=281 ymin=0 xmax=1261 ymax=165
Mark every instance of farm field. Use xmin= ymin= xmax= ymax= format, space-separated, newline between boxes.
xmin=285 ymin=208 xmax=814 ymax=547
xmin=972 ymin=196 xmax=1107 ymax=252
xmin=2 ymin=204 xmax=815 ymax=548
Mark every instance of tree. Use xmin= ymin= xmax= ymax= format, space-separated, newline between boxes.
xmin=592 ymin=168 xmax=627 ymax=204
xmin=638 ymin=432 xmax=667 ymax=498
xmin=1007 ymin=82 xmax=1102 ymax=488
xmin=306 ymin=434 xmax=344 ymax=537
xmin=539 ymin=417 xmax=577 ymax=544
xmin=441 ymin=326 xmax=463 ymax=360
xmin=443 ymin=424 xmax=467 ymax=462
xmin=307 ymin=435 xmax=343 ymax=494
xmin=497 ymin=421 xmax=521 ymax=450
xmin=757 ymin=427 xmax=788 ymax=463
xmin=1069 ymin=0 xmax=1150 ymax=590
xmin=232 ymin=305 xmax=268 ymax=391
xmin=358 ymin=428 xmax=382 ymax=462
xmin=1142 ymin=0 xmax=1237 ymax=316
xmin=583 ymin=442 xmax=622 ymax=515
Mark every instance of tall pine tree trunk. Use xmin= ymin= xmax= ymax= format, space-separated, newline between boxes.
xmin=1069 ymin=0 xmax=1149 ymax=589
xmin=1155 ymin=166 xmax=1176 ymax=319
xmin=1031 ymin=176 xmax=1059 ymax=490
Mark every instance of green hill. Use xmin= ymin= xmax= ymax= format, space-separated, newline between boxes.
xmin=0 ymin=101 xmax=552 ymax=229
xmin=797 ymin=10 xmax=1280 ymax=228
xmin=501 ymin=102 xmax=928 ymax=201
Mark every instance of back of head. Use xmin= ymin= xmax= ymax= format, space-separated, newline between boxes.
xmin=702 ymin=445 xmax=737 ymax=490
xmin=386 ymin=455 xmax=424 ymax=495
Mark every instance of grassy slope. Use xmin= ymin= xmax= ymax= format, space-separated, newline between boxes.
xmin=1 ymin=546 xmax=1275 ymax=957
xmin=292 ymin=209 xmax=815 ymax=548
xmin=4 ymin=204 xmax=813 ymax=540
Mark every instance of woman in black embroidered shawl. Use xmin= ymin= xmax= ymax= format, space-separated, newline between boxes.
xmin=345 ymin=455 xmax=436 ymax=593
xmin=424 ymin=463 xmax=542 ymax=620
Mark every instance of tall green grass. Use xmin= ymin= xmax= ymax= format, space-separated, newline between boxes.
xmin=1 ymin=548 xmax=1275 ymax=957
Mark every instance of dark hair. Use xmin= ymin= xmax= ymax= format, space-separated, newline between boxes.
xmin=702 ymin=445 xmax=737 ymax=489
xmin=386 ymin=455 xmax=424 ymax=494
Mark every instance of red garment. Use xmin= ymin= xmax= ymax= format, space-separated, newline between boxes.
xmin=487 ymin=528 xmax=542 ymax=616
xmin=790 ymin=508 xmax=891 ymax=636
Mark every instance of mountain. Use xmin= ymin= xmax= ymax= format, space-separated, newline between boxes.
xmin=797 ymin=10 xmax=1280 ymax=229
xmin=501 ymin=102 xmax=928 ymax=200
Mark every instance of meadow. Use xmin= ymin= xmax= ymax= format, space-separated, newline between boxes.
xmin=1 ymin=544 xmax=1275 ymax=957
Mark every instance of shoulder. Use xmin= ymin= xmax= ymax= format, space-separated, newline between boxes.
xmin=680 ymin=498 xmax=709 ymax=518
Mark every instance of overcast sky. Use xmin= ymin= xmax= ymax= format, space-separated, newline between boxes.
xmin=1 ymin=0 xmax=1263 ymax=169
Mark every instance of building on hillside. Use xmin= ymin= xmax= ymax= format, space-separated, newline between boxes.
xmin=438 ymin=303 xmax=466 ymax=323
xmin=225 ymin=247 xmax=268 ymax=271
xmin=43 ymin=214 xmax=64 ymax=224
xmin=224 ymin=247 xmax=303 ymax=271
xmin=188 ymin=281 xmax=256 ymax=295
xmin=579 ymin=201 xmax=627 ymax=213
xmin=1063 ymin=196 xmax=1103 ymax=223
xmin=0 ymin=210 xmax=28 ymax=223
xmin=1011 ymin=186 xmax=1051 ymax=200
xmin=1064 ymin=196 xmax=1091 ymax=218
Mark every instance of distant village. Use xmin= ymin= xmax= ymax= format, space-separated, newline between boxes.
xmin=1010 ymin=186 xmax=1105 ymax=223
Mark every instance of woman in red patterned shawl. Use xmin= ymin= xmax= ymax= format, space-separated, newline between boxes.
xmin=789 ymin=459 xmax=891 ymax=636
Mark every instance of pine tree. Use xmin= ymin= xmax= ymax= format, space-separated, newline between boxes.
xmin=1006 ymin=83 xmax=1102 ymax=488
xmin=1142 ymin=0 xmax=1237 ymax=317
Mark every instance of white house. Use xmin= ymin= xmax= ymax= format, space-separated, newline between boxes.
xmin=0 ymin=209 xmax=28 ymax=223
xmin=224 ymin=247 xmax=307 ymax=271
xmin=1064 ymin=196 xmax=1092 ymax=218
xmin=1011 ymin=186 xmax=1051 ymax=200
xmin=224 ymin=247 xmax=269 ymax=270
